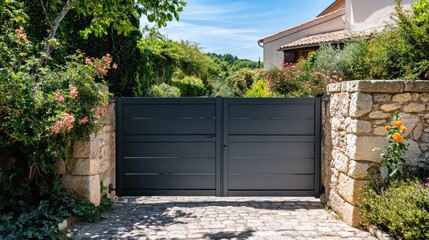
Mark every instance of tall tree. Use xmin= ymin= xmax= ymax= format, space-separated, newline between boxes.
xmin=21 ymin=0 xmax=186 ymax=95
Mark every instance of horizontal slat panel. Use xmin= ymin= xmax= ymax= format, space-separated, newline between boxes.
xmin=123 ymin=135 xmax=216 ymax=142
xmin=229 ymin=142 xmax=314 ymax=159
xmin=122 ymin=98 xmax=216 ymax=104
xmin=229 ymin=158 xmax=314 ymax=174
xmin=229 ymin=174 xmax=314 ymax=190
xmin=123 ymin=119 xmax=215 ymax=134
xmin=229 ymin=135 xmax=314 ymax=142
xmin=228 ymin=190 xmax=314 ymax=196
xmin=229 ymin=104 xmax=314 ymax=118
xmin=124 ymin=175 xmax=215 ymax=189
xmin=123 ymin=190 xmax=215 ymax=196
xmin=123 ymin=157 xmax=215 ymax=173
xmin=229 ymin=119 xmax=314 ymax=135
xmin=123 ymin=142 xmax=215 ymax=158
xmin=123 ymin=104 xmax=215 ymax=119
xmin=228 ymin=98 xmax=315 ymax=105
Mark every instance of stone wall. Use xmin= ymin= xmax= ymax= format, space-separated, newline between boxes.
xmin=322 ymin=80 xmax=429 ymax=227
xmin=60 ymin=100 xmax=115 ymax=206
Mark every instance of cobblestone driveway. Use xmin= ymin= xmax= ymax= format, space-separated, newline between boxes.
xmin=71 ymin=196 xmax=375 ymax=239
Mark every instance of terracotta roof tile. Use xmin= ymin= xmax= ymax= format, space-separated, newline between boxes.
xmin=278 ymin=30 xmax=370 ymax=50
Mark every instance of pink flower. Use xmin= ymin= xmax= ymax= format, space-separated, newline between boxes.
xmin=19 ymin=52 xmax=27 ymax=57
xmin=18 ymin=33 xmax=28 ymax=42
xmin=69 ymin=85 xmax=78 ymax=99
xmin=51 ymin=113 xmax=75 ymax=134
xmin=112 ymin=63 xmax=118 ymax=69
xmin=53 ymin=92 xmax=65 ymax=103
xmin=53 ymin=151 xmax=59 ymax=157
xmin=15 ymin=28 xmax=23 ymax=34
xmin=79 ymin=116 xmax=89 ymax=125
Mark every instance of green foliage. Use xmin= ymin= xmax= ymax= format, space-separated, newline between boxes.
xmin=314 ymin=40 xmax=369 ymax=81
xmin=137 ymin=34 xmax=212 ymax=95
xmin=148 ymin=83 xmax=181 ymax=97
xmin=0 ymin=3 xmax=111 ymax=239
xmin=360 ymin=178 xmax=429 ymax=240
xmin=208 ymin=53 xmax=261 ymax=70
xmin=310 ymin=0 xmax=429 ymax=82
xmin=265 ymin=58 xmax=332 ymax=97
xmin=37 ymin=0 xmax=186 ymax=38
xmin=365 ymin=0 xmax=429 ymax=80
xmin=245 ymin=80 xmax=272 ymax=97
xmin=208 ymin=79 xmax=235 ymax=97
xmin=172 ymin=76 xmax=205 ymax=96
xmin=226 ymin=68 xmax=264 ymax=96
xmin=136 ymin=32 xmax=262 ymax=97
xmin=0 ymin=186 xmax=113 ymax=239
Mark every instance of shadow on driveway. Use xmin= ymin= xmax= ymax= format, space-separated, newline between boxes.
xmin=70 ymin=197 xmax=330 ymax=239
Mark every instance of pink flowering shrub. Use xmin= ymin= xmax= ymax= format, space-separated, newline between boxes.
xmin=85 ymin=53 xmax=117 ymax=76
xmin=0 ymin=7 xmax=110 ymax=216
xmin=264 ymin=58 xmax=338 ymax=97
xmin=51 ymin=113 xmax=75 ymax=134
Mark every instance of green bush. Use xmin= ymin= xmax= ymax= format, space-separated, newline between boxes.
xmin=148 ymin=83 xmax=181 ymax=97
xmin=226 ymin=68 xmax=263 ymax=96
xmin=0 ymin=186 xmax=113 ymax=239
xmin=245 ymin=80 xmax=272 ymax=97
xmin=314 ymin=40 xmax=369 ymax=81
xmin=360 ymin=178 xmax=429 ymax=240
xmin=172 ymin=76 xmax=205 ymax=96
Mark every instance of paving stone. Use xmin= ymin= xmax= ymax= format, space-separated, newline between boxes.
xmin=70 ymin=196 xmax=375 ymax=239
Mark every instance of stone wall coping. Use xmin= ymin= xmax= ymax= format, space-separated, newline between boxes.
xmin=327 ymin=80 xmax=429 ymax=93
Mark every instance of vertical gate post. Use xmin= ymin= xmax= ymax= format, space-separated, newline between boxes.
xmin=222 ymin=98 xmax=229 ymax=197
xmin=215 ymin=96 xmax=222 ymax=196
xmin=314 ymin=96 xmax=322 ymax=197
xmin=115 ymin=97 xmax=123 ymax=196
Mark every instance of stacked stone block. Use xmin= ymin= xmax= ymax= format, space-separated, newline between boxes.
xmin=60 ymin=101 xmax=115 ymax=205
xmin=322 ymin=80 xmax=429 ymax=227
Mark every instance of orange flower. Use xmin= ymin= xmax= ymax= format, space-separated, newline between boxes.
xmin=385 ymin=125 xmax=391 ymax=131
xmin=401 ymin=126 xmax=408 ymax=133
xmin=393 ymin=120 xmax=402 ymax=127
xmin=392 ymin=132 xmax=404 ymax=142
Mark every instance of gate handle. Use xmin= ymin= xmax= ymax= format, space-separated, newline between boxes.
xmin=205 ymin=135 xmax=216 ymax=139
xmin=224 ymin=145 xmax=227 ymax=150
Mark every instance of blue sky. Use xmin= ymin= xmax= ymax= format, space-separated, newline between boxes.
xmin=143 ymin=0 xmax=334 ymax=61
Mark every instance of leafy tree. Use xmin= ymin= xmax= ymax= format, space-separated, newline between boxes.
xmin=19 ymin=0 xmax=186 ymax=96
xmin=172 ymin=76 xmax=205 ymax=96
xmin=136 ymin=32 xmax=213 ymax=96
xmin=226 ymin=68 xmax=264 ymax=96
xmin=148 ymin=83 xmax=181 ymax=97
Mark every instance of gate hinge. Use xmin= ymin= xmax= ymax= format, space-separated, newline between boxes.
xmin=320 ymin=185 xmax=326 ymax=195
xmin=109 ymin=95 xmax=116 ymax=103
xmin=108 ymin=183 xmax=116 ymax=193
xmin=322 ymin=94 xmax=330 ymax=102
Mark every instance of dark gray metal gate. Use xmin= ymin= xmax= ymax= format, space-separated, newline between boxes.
xmin=116 ymin=97 xmax=321 ymax=197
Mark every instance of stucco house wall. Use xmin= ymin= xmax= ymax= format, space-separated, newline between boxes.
xmin=346 ymin=0 xmax=415 ymax=32
xmin=262 ymin=9 xmax=345 ymax=69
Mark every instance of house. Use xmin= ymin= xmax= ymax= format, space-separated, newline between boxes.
xmin=258 ymin=0 xmax=416 ymax=69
